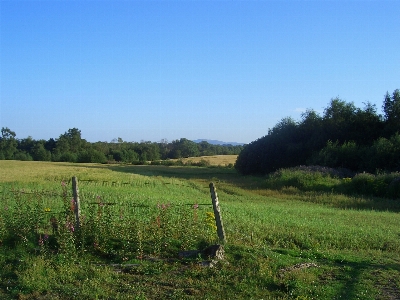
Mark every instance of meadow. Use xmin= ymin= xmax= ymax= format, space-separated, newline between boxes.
xmin=172 ymin=155 xmax=238 ymax=167
xmin=0 ymin=160 xmax=399 ymax=299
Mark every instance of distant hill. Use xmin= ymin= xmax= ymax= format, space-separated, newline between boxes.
xmin=192 ymin=139 xmax=245 ymax=146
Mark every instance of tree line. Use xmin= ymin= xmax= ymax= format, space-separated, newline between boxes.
xmin=0 ymin=128 xmax=244 ymax=164
xmin=235 ymin=89 xmax=400 ymax=175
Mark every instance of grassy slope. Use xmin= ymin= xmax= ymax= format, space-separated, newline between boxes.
xmin=0 ymin=160 xmax=399 ymax=300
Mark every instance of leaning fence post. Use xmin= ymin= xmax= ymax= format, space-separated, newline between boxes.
xmin=72 ymin=176 xmax=81 ymax=230
xmin=209 ymin=182 xmax=226 ymax=244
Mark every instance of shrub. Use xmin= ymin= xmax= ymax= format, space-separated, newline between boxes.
xmin=364 ymin=134 xmax=400 ymax=172
xmin=192 ymin=159 xmax=211 ymax=167
xmin=160 ymin=159 xmax=176 ymax=166
xmin=350 ymin=173 xmax=377 ymax=195
xmin=348 ymin=172 xmax=400 ymax=198
xmin=265 ymin=166 xmax=342 ymax=192
xmin=264 ymin=166 xmax=400 ymax=199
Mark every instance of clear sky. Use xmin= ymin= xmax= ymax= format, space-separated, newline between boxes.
xmin=1 ymin=0 xmax=399 ymax=144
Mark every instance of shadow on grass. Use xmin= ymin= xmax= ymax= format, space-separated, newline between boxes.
xmin=77 ymin=164 xmax=267 ymax=191
xmin=272 ymin=248 xmax=400 ymax=299
xmin=69 ymin=164 xmax=400 ymax=212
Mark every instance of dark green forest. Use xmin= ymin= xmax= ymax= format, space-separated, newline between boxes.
xmin=0 ymin=128 xmax=243 ymax=164
xmin=235 ymin=89 xmax=400 ymax=175
xmin=2 ymin=89 xmax=399 ymax=173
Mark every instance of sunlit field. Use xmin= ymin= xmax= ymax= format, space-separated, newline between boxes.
xmin=177 ymin=155 xmax=238 ymax=166
xmin=0 ymin=160 xmax=399 ymax=299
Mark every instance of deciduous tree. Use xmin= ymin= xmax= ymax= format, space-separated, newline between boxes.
xmin=0 ymin=127 xmax=18 ymax=159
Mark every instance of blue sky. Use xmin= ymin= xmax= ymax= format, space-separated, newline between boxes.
xmin=1 ymin=0 xmax=399 ymax=144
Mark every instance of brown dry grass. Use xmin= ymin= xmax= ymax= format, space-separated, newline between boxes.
xmin=178 ymin=155 xmax=238 ymax=166
xmin=0 ymin=155 xmax=238 ymax=183
xmin=0 ymin=160 xmax=114 ymax=182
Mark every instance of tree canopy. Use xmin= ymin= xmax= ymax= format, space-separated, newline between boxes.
xmin=235 ymin=89 xmax=400 ymax=175
xmin=0 ymin=128 xmax=244 ymax=164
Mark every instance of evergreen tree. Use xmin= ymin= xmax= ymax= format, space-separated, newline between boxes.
xmin=383 ymin=89 xmax=400 ymax=136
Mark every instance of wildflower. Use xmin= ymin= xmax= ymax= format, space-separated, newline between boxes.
xmin=38 ymin=235 xmax=44 ymax=246
xmin=50 ymin=216 xmax=58 ymax=233
xmin=192 ymin=203 xmax=199 ymax=223
xmin=158 ymin=203 xmax=170 ymax=210
xmin=44 ymin=207 xmax=51 ymax=212
xmin=97 ymin=196 xmax=104 ymax=207
xmin=66 ymin=221 xmax=75 ymax=232
xmin=70 ymin=198 xmax=76 ymax=211
xmin=38 ymin=234 xmax=49 ymax=246
xmin=205 ymin=212 xmax=217 ymax=231
xmin=206 ymin=211 xmax=215 ymax=220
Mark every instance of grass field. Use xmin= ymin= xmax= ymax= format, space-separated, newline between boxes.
xmin=177 ymin=155 xmax=238 ymax=166
xmin=0 ymin=160 xmax=399 ymax=299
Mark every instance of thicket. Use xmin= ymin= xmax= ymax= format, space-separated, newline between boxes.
xmin=235 ymin=89 xmax=400 ymax=175
xmin=0 ymin=128 xmax=243 ymax=164
xmin=265 ymin=166 xmax=400 ymax=200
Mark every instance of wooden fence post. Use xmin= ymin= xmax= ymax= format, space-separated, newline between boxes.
xmin=72 ymin=176 xmax=81 ymax=230
xmin=209 ymin=182 xmax=226 ymax=244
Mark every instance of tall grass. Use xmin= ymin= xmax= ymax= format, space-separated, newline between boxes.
xmin=1 ymin=179 xmax=216 ymax=261
xmin=266 ymin=165 xmax=400 ymax=201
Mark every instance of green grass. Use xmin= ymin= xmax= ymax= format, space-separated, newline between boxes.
xmin=265 ymin=166 xmax=400 ymax=211
xmin=0 ymin=160 xmax=399 ymax=299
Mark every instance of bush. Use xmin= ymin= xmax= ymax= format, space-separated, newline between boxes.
xmin=265 ymin=166 xmax=400 ymax=199
xmin=188 ymin=159 xmax=211 ymax=167
xmin=175 ymin=159 xmax=184 ymax=166
xmin=349 ymin=173 xmax=377 ymax=195
xmin=342 ymin=172 xmax=400 ymax=198
xmin=265 ymin=166 xmax=342 ymax=192
xmin=160 ymin=159 xmax=176 ymax=166
xmin=363 ymin=134 xmax=400 ymax=172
